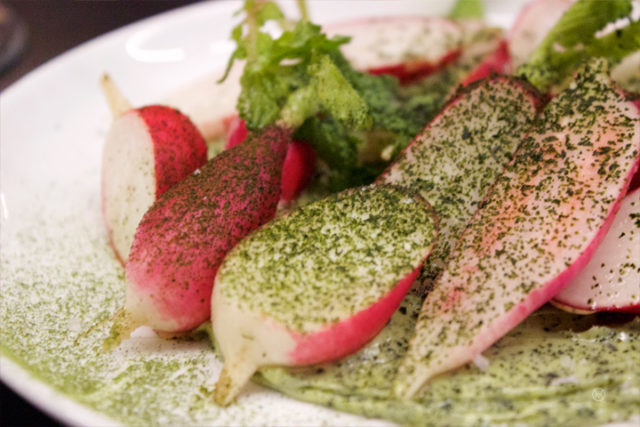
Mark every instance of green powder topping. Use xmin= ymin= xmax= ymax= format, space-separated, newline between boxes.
xmin=217 ymin=185 xmax=437 ymax=332
xmin=380 ymin=77 xmax=539 ymax=292
xmin=257 ymin=295 xmax=640 ymax=426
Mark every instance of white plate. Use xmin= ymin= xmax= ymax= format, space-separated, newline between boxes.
xmin=0 ymin=1 xmax=526 ymax=425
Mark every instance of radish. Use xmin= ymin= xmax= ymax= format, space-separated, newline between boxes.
xmin=460 ymin=39 xmax=511 ymax=86
xmin=104 ymin=124 xmax=291 ymax=346
xmin=464 ymin=0 xmax=576 ymax=86
xmin=378 ymin=76 xmax=541 ymax=294
xmin=507 ymin=0 xmax=574 ymax=69
xmin=394 ymin=60 xmax=640 ymax=399
xmin=226 ymin=116 xmax=316 ymax=202
xmin=211 ymin=185 xmax=438 ymax=405
xmin=629 ymin=98 xmax=640 ymax=191
xmin=100 ymin=74 xmax=207 ymax=264
xmin=552 ymin=187 xmax=640 ymax=314
xmin=324 ymin=17 xmax=463 ymax=83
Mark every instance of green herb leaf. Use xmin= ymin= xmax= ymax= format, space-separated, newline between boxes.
xmin=517 ymin=0 xmax=637 ymax=92
xmin=449 ymin=0 xmax=484 ymax=20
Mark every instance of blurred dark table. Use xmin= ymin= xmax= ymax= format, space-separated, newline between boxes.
xmin=0 ymin=0 xmax=205 ymax=91
xmin=0 ymin=2 xmax=206 ymax=424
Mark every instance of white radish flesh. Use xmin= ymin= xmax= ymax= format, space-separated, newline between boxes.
xmin=104 ymin=125 xmax=290 ymax=347
xmin=552 ymin=187 xmax=640 ymax=314
xmin=100 ymin=75 xmax=207 ymax=264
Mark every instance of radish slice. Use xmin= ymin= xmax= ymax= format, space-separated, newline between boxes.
xmin=394 ymin=60 xmax=640 ymax=399
xmin=105 ymin=125 xmax=290 ymax=346
xmin=379 ymin=76 xmax=541 ymax=294
xmin=552 ymin=187 xmax=640 ymax=314
xmin=507 ymin=0 xmax=574 ymax=68
xmin=226 ymin=116 xmax=316 ymax=202
xmin=460 ymin=39 xmax=511 ymax=86
xmin=325 ymin=17 xmax=463 ymax=83
xmin=211 ymin=185 xmax=438 ymax=405
xmin=101 ymin=76 xmax=207 ymax=264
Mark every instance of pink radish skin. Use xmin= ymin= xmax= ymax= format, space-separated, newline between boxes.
xmin=123 ymin=125 xmax=290 ymax=335
xmin=291 ymin=265 xmax=420 ymax=364
xmin=102 ymin=103 xmax=207 ymax=265
xmin=394 ymin=62 xmax=640 ymax=399
xmin=211 ymin=185 xmax=438 ymax=405
xmin=226 ymin=116 xmax=316 ymax=202
xmin=507 ymin=0 xmax=574 ymax=69
xmin=139 ymin=106 xmax=208 ymax=195
xmin=552 ymin=187 xmax=640 ymax=314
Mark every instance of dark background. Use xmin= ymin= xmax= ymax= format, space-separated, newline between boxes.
xmin=0 ymin=2 xmax=205 ymax=424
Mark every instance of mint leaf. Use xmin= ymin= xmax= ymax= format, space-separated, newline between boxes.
xmin=517 ymin=0 xmax=637 ymax=92
xmin=450 ymin=0 xmax=484 ymax=20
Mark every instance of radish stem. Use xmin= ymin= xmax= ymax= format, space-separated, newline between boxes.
xmin=100 ymin=73 xmax=132 ymax=118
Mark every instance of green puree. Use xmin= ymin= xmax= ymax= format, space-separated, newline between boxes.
xmin=257 ymin=293 xmax=640 ymax=426
xmin=1 ymin=190 xmax=639 ymax=426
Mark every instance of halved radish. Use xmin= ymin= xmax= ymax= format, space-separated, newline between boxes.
xmin=103 ymin=125 xmax=291 ymax=347
xmin=211 ymin=185 xmax=438 ymax=405
xmin=100 ymin=74 xmax=207 ymax=264
xmin=394 ymin=60 xmax=640 ymax=399
xmin=226 ymin=116 xmax=316 ymax=202
xmin=324 ymin=17 xmax=463 ymax=83
xmin=460 ymin=39 xmax=511 ymax=86
xmin=378 ymin=76 xmax=541 ymax=294
xmin=552 ymin=187 xmax=640 ymax=314
xmin=507 ymin=0 xmax=574 ymax=69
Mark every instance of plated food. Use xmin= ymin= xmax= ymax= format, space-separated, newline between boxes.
xmin=1 ymin=0 xmax=639 ymax=425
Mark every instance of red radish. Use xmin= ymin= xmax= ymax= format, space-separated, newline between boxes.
xmin=226 ymin=116 xmax=316 ymax=202
xmin=324 ymin=17 xmax=463 ymax=83
xmin=211 ymin=185 xmax=438 ymax=405
xmin=104 ymin=125 xmax=291 ymax=346
xmin=279 ymin=141 xmax=316 ymax=202
xmin=379 ymin=76 xmax=541 ymax=294
xmin=394 ymin=60 xmax=640 ymax=399
xmin=100 ymin=74 xmax=207 ymax=264
xmin=552 ymin=187 xmax=640 ymax=314
xmin=225 ymin=116 xmax=249 ymax=150
xmin=507 ymin=0 xmax=574 ymax=69
xmin=366 ymin=50 xmax=460 ymax=84
xmin=460 ymin=39 xmax=511 ymax=86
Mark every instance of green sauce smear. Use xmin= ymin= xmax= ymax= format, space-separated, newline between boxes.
xmin=2 ymin=201 xmax=639 ymax=426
